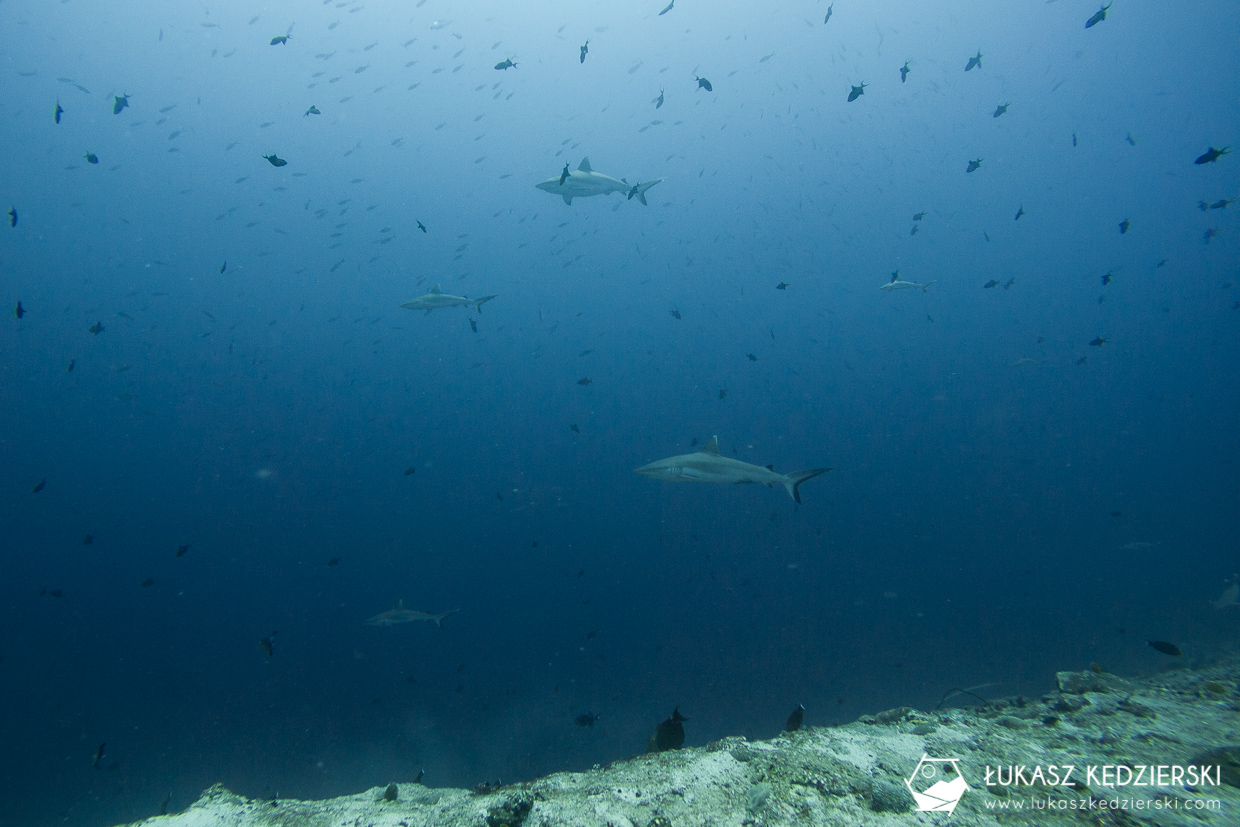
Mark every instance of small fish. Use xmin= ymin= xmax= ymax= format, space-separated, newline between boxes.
xmin=900 ymin=61 xmax=910 ymax=82
xmin=577 ymin=377 xmax=591 ymax=386
xmin=746 ymin=353 xmax=757 ymax=361
xmin=270 ymin=35 xmax=290 ymax=46
xmin=1003 ymin=278 xmax=1015 ymax=289
xmin=776 ymin=282 xmax=788 ymax=290
xmin=910 ymin=224 xmax=919 ymax=235
xmin=89 ymin=321 xmax=104 ymax=334
xmin=670 ymin=309 xmax=681 ymax=319
xmin=83 ymin=152 xmax=98 ymax=164
xmin=571 ymin=424 xmax=580 ymax=434
xmin=404 ymin=467 xmax=416 ymax=476
xmin=54 ymin=101 xmax=64 ymax=123
xmin=1156 ymin=259 xmax=1167 ymax=268
xmin=913 ymin=211 xmax=926 ymax=221
xmin=67 ymin=359 xmax=75 ymax=372
xmin=1147 ymin=640 xmax=1181 ymax=657
xmin=655 ymin=88 xmax=664 ymax=108
xmin=305 ymin=105 xmax=320 ymax=116
xmin=1125 ymin=133 xmax=1136 ymax=146
xmin=659 ymin=0 xmax=674 ymax=15
xmin=175 ymin=544 xmax=189 ymax=558
xmin=263 ymin=154 xmax=287 ymax=167
xmin=695 ymin=75 xmax=712 ymax=92
xmin=965 ymin=51 xmax=983 ymax=72
xmin=1210 ymin=198 xmax=1236 ymax=209
xmin=580 ymin=40 xmax=589 ymax=64
xmin=1072 ymin=133 xmax=1078 ymax=147
xmin=983 ymin=280 xmax=999 ymax=289
xmin=560 ymin=162 xmax=570 ymax=186
xmin=1119 ymin=218 xmax=1130 ymax=234
xmin=219 ymin=261 xmax=227 ymax=273
xmin=32 ymin=479 xmax=46 ymax=493
xmin=654 ymin=707 xmax=689 ymax=751
xmin=469 ymin=318 xmax=477 ymax=333
xmin=14 ymin=301 xmax=25 ymax=318
xmin=139 ymin=577 xmax=155 ymax=588
xmin=7 ymin=207 xmax=16 ymax=227
xmin=1014 ymin=206 xmax=1025 ymax=220
xmin=967 ymin=158 xmax=983 ymax=173
xmin=1194 ymin=147 xmax=1229 ymax=165
xmin=112 ymin=94 xmax=129 ymax=114
xmin=1101 ymin=273 xmax=1112 ymax=285
xmin=785 ymin=704 xmax=805 ymax=732
xmin=259 ymin=632 xmax=276 ymax=657
xmin=494 ymin=58 xmax=516 ymax=70
xmin=1090 ymin=336 xmax=1108 ymax=346
xmin=993 ymin=103 xmax=1009 ymax=118
xmin=83 ymin=534 xmax=93 ymax=545
xmin=847 ymin=82 xmax=866 ymax=102
xmin=327 ymin=557 xmax=340 ymax=566
xmin=1076 ymin=356 xmax=1087 ymax=365
xmin=574 ymin=712 xmax=600 ymax=727
xmin=92 ymin=743 xmax=106 ymax=769
xmin=417 ymin=220 xmax=427 ymax=233
xmin=824 ymin=3 xmax=833 ymax=24
xmin=1085 ymin=3 xmax=1111 ymax=28
xmin=718 ymin=388 xmax=727 ymax=400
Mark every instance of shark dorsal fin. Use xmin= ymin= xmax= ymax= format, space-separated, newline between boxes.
xmin=395 ymin=599 xmax=404 ymax=609
xmin=578 ymin=157 xmax=592 ymax=173
xmin=700 ymin=436 xmax=719 ymax=455
xmin=766 ymin=464 xmax=775 ymax=471
xmin=430 ymin=284 xmax=442 ymax=294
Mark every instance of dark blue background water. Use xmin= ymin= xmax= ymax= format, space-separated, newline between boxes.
xmin=1 ymin=1 xmax=1237 ymax=825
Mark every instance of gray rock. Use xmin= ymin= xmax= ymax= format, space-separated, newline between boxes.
xmin=869 ymin=779 xmax=914 ymax=813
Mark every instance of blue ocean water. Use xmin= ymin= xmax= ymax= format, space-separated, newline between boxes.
xmin=1 ymin=0 xmax=1237 ymax=824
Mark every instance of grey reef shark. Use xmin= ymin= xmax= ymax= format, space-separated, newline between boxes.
xmin=536 ymin=157 xmax=664 ymax=205
xmin=365 ymin=600 xmax=460 ymax=628
xmin=880 ymin=271 xmax=937 ymax=292
xmin=400 ymin=284 xmax=496 ymax=314
xmin=635 ymin=436 xmax=830 ymax=503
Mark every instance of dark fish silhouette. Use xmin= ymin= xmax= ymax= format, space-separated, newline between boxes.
xmin=670 ymin=309 xmax=681 ymax=319
xmin=469 ymin=318 xmax=477 ymax=333
xmin=7 ymin=208 xmax=15 ymax=227
xmin=577 ymin=377 xmax=591 ymax=386
xmin=900 ymin=61 xmax=909 ymax=82
xmin=1119 ymin=219 xmax=1130 ymax=234
xmin=910 ymin=224 xmax=919 ymax=235
xmin=1147 ymin=640 xmax=1181 ymax=657
xmin=83 ymin=534 xmax=93 ymax=545
xmin=92 ymin=743 xmax=106 ymax=769
xmin=404 ymin=467 xmax=416 ymax=476
xmin=571 ymin=424 xmax=580 ymax=434
xmin=655 ymin=88 xmax=665 ymax=108
xmin=659 ymin=0 xmax=674 ymax=15
xmin=175 ymin=544 xmax=189 ymax=558
xmin=417 ymin=220 xmax=427 ymax=233
xmin=580 ymin=40 xmax=589 ymax=64
xmin=574 ymin=712 xmax=600 ymax=727
xmin=718 ymin=388 xmax=727 ymax=400
xmin=219 ymin=261 xmax=226 ymax=273
xmin=1125 ymin=133 xmax=1136 ymax=146
xmin=1090 ymin=336 xmax=1108 ymax=346
xmin=305 ymin=105 xmax=320 ymax=116
xmin=776 ymin=282 xmax=788 ymax=290
xmin=824 ymin=3 xmax=833 ymax=24
xmin=965 ymin=51 xmax=983 ymax=72
xmin=1077 ymin=356 xmax=1087 ymax=365
xmin=983 ymin=280 xmax=999 ymax=288
xmin=993 ymin=103 xmax=1009 ymax=118
xmin=83 ymin=152 xmax=98 ymax=164
xmin=746 ymin=353 xmax=757 ymax=361
xmin=14 ymin=301 xmax=25 ymax=318
xmin=1203 ymin=228 xmax=1217 ymax=243
xmin=560 ymin=162 xmax=570 ymax=185
xmin=654 ymin=707 xmax=689 ymax=751
xmin=1085 ymin=3 xmax=1111 ymax=28
xmin=270 ymin=35 xmax=290 ymax=45
xmin=112 ymin=94 xmax=129 ymax=114
xmin=263 ymin=154 xmax=287 ymax=167
xmin=1101 ymin=273 xmax=1113 ymax=285
xmin=1014 ymin=206 xmax=1025 ymax=220
xmin=327 ymin=557 xmax=340 ymax=566
xmin=785 ymin=704 xmax=805 ymax=732
xmin=139 ymin=578 xmax=155 ymax=588
xmin=1072 ymin=133 xmax=1078 ymax=147
xmin=89 ymin=321 xmax=104 ymax=334
xmin=494 ymin=58 xmax=517 ymax=70
xmin=1195 ymin=147 xmax=1229 ymax=165
xmin=696 ymin=76 xmax=712 ymax=92
xmin=67 ymin=359 xmax=75 ymax=372
xmin=967 ymin=158 xmax=983 ymax=173
xmin=32 ymin=480 xmax=46 ymax=493
xmin=55 ymin=102 xmax=64 ymax=123
xmin=913 ymin=211 xmax=926 ymax=221
xmin=847 ymin=82 xmax=866 ymax=102
xmin=259 ymin=632 xmax=276 ymax=656
xmin=1210 ymin=198 xmax=1235 ymax=210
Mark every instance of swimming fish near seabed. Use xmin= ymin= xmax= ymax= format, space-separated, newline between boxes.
xmin=365 ymin=600 xmax=460 ymax=628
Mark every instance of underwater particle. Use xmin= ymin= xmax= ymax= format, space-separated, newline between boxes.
xmin=966 ymin=158 xmax=983 ymax=173
xmin=327 ymin=557 xmax=340 ymax=566
xmin=14 ymin=301 xmax=25 ymax=318
xmin=847 ymin=82 xmax=867 ymax=102
xmin=259 ymin=631 xmax=276 ymax=657
xmin=1090 ymin=336 xmax=1108 ymax=346
xmin=83 ymin=534 xmax=93 ymax=545
xmin=900 ymin=61 xmax=910 ymax=82
xmin=7 ymin=207 xmax=16 ymax=227
xmin=654 ymin=706 xmax=689 ymax=751
xmin=404 ymin=467 xmax=416 ymax=476
xmin=139 ymin=577 xmax=155 ymax=588
xmin=577 ymin=377 xmax=591 ymax=385
xmin=776 ymin=281 xmax=788 ymax=290
xmin=417 ymin=220 xmax=427 ymax=233
xmin=965 ymin=51 xmax=983 ymax=71
xmin=718 ymin=388 xmax=727 ymax=400
xmin=984 ymin=280 xmax=999 ymax=289
xmin=579 ymin=40 xmax=589 ymax=64
xmin=574 ymin=712 xmax=599 ymax=727
xmin=83 ymin=151 xmax=98 ymax=164
xmin=993 ymin=102 xmax=1009 ymax=118
xmin=159 ymin=792 xmax=172 ymax=816
xmin=92 ymin=743 xmax=105 ymax=769
xmin=670 ymin=309 xmax=681 ymax=319
xmin=785 ymin=704 xmax=805 ymax=731
xmin=660 ymin=0 xmax=674 ymax=15
xmin=1195 ymin=147 xmax=1229 ymax=165
xmin=55 ymin=101 xmax=64 ymax=123
xmin=270 ymin=35 xmax=290 ymax=45
xmin=1014 ymin=205 xmax=1025 ymax=220
xmin=89 ymin=321 xmax=104 ymax=334
xmin=175 ymin=544 xmax=189 ymax=558
xmin=1148 ymin=640 xmax=1182 ymax=657
xmin=31 ymin=479 xmax=46 ymax=493
xmin=494 ymin=58 xmax=516 ymax=70
xmin=383 ymin=783 xmax=398 ymax=802
xmin=1085 ymin=3 xmax=1112 ymax=28
xmin=263 ymin=154 xmax=287 ymax=167
xmin=112 ymin=94 xmax=129 ymax=114
xmin=1076 ymin=356 xmax=1087 ymax=365
xmin=1119 ymin=218 xmax=1131 ymax=234
xmin=695 ymin=75 xmax=712 ymax=92
xmin=305 ymin=105 xmax=320 ymax=116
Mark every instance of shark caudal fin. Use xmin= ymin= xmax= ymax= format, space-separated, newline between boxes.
xmin=433 ymin=609 xmax=461 ymax=628
xmin=921 ymin=280 xmax=938 ymax=292
xmin=473 ymin=295 xmax=497 ymax=312
xmin=782 ymin=468 xmax=832 ymax=503
xmin=631 ymin=178 xmax=664 ymax=205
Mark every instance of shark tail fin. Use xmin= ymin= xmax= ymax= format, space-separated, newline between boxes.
xmin=433 ymin=609 xmax=461 ymax=629
xmin=783 ymin=468 xmax=832 ymax=503
xmin=473 ymin=295 xmax=497 ymax=312
xmin=922 ymin=280 xmax=938 ymax=292
xmin=632 ymin=178 xmax=664 ymax=206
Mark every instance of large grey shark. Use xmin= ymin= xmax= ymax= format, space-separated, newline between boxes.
xmin=635 ymin=436 xmax=830 ymax=503
xmin=400 ymin=284 xmax=496 ymax=314
xmin=536 ymin=157 xmax=664 ymax=205
xmin=365 ymin=601 xmax=460 ymax=628
xmin=880 ymin=271 xmax=937 ymax=292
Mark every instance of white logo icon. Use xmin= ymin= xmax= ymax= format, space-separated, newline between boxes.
xmin=905 ymin=753 xmax=970 ymax=814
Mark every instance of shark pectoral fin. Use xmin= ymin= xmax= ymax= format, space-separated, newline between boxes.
xmin=784 ymin=467 xmax=832 ymax=504
xmin=700 ymin=436 xmax=720 ymax=455
xmin=562 ymin=193 xmax=573 ymax=205
xmin=638 ymin=192 xmax=648 ymax=205
xmin=578 ymin=157 xmax=592 ymax=173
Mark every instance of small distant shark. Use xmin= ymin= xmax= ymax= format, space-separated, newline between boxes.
xmin=881 ymin=271 xmax=937 ymax=292
xmin=536 ymin=157 xmax=664 ymax=205
xmin=365 ymin=601 xmax=460 ymax=628
xmin=400 ymin=284 xmax=496 ymax=313
xmin=635 ymin=435 xmax=830 ymax=503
